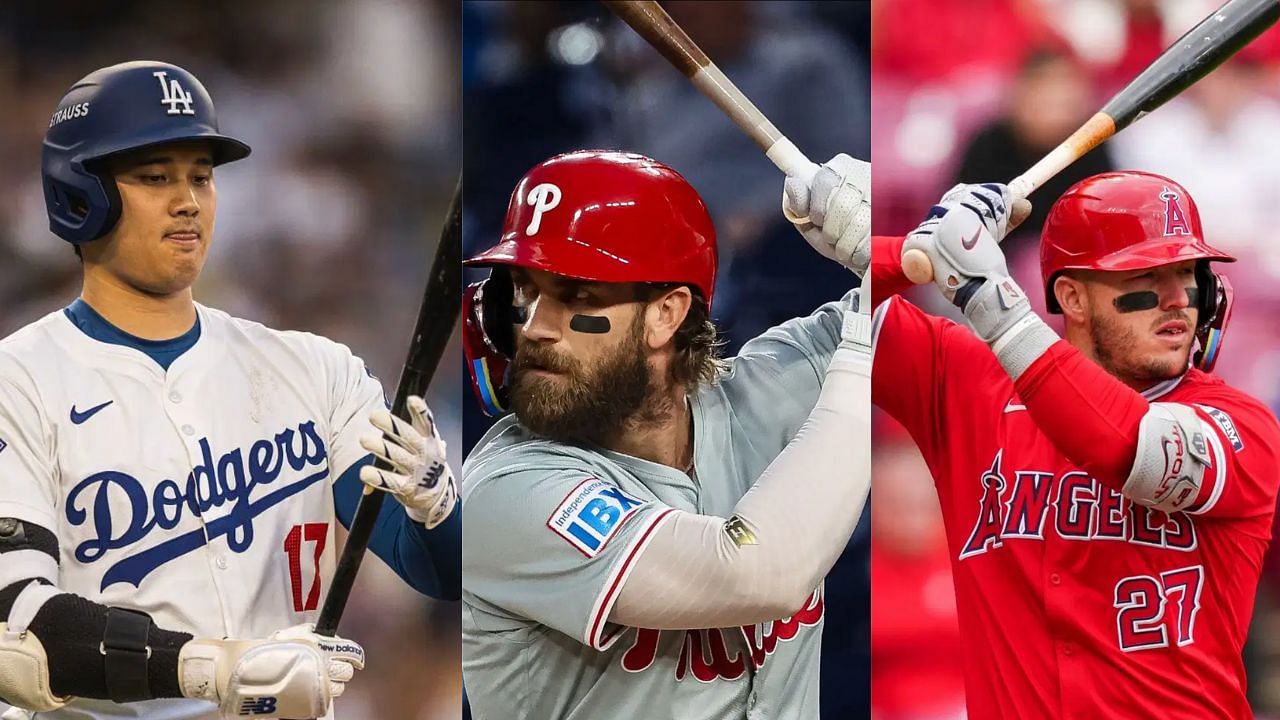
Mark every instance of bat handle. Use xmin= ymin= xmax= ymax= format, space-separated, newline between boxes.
xmin=901 ymin=247 xmax=933 ymax=285
xmin=765 ymin=136 xmax=817 ymax=185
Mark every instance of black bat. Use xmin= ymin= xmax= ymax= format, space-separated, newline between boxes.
xmin=904 ymin=0 xmax=1280 ymax=284
xmin=315 ymin=177 xmax=462 ymax=636
xmin=1102 ymin=0 xmax=1280 ymax=130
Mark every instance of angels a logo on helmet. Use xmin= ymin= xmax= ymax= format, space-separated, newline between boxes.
xmin=152 ymin=70 xmax=195 ymax=116
xmin=525 ymin=182 xmax=562 ymax=236
xmin=1160 ymin=187 xmax=1191 ymax=237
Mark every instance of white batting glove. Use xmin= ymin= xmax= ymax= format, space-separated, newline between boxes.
xmin=359 ymin=395 xmax=457 ymax=529
xmin=179 ymin=625 xmax=365 ymax=719
xmin=783 ymin=153 xmax=871 ymax=275
xmin=919 ymin=206 xmax=1035 ymax=345
xmin=939 ymin=182 xmax=1028 ymax=242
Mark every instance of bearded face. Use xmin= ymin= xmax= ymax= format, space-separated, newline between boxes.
xmin=1071 ymin=261 xmax=1200 ymax=387
xmin=510 ymin=308 xmax=653 ymax=444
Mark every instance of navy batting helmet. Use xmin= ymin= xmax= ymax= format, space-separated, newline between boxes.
xmin=42 ymin=61 xmax=251 ymax=245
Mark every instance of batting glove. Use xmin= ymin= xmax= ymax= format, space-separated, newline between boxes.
xmin=783 ymin=153 xmax=871 ymax=276
xmin=359 ymin=395 xmax=458 ymax=529
xmin=179 ymin=625 xmax=365 ymax=719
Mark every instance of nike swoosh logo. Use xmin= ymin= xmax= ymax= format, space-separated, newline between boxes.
xmin=1003 ymin=402 xmax=1026 ymax=414
xmin=70 ymin=400 xmax=113 ymax=425
xmin=962 ymin=226 xmax=982 ymax=250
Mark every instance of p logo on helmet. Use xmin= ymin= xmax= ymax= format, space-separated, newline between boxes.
xmin=525 ymin=183 xmax=562 ymax=236
xmin=462 ymin=150 xmax=718 ymax=416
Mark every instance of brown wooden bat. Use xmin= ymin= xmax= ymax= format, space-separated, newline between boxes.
xmin=602 ymin=0 xmax=817 ymax=183
xmin=903 ymin=0 xmax=1280 ymax=284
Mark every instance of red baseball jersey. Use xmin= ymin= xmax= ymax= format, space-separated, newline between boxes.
xmin=871 ymin=237 xmax=1280 ymax=719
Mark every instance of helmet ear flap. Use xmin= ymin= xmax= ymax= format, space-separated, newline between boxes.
xmin=1193 ymin=267 xmax=1232 ymax=373
xmin=43 ymin=165 xmax=119 ymax=245
xmin=479 ymin=268 xmax=516 ymax=358
xmin=463 ymin=270 xmax=518 ymax=417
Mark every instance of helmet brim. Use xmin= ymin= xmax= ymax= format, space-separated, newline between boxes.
xmin=1045 ymin=237 xmax=1235 ymax=312
xmin=466 ymin=237 xmax=714 ymax=300
xmin=82 ymin=129 xmax=251 ymax=168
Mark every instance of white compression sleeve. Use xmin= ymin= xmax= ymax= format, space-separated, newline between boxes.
xmin=611 ymin=334 xmax=871 ymax=630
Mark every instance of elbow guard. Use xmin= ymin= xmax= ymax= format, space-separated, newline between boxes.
xmin=1124 ymin=403 xmax=1212 ymax=513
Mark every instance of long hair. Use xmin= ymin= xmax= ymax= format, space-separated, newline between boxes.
xmin=644 ymin=284 xmax=728 ymax=391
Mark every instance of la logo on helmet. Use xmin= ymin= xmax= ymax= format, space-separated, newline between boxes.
xmin=152 ymin=71 xmax=195 ymax=116
xmin=1160 ymin=186 xmax=1191 ymax=237
xmin=525 ymin=182 xmax=562 ymax=236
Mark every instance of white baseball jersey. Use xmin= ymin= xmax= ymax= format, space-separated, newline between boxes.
xmin=0 ymin=302 xmax=384 ymax=719
xmin=463 ymin=294 xmax=848 ymax=720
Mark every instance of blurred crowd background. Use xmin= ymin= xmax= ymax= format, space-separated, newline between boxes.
xmin=871 ymin=0 xmax=1280 ymax=717
xmin=0 ymin=1 xmax=461 ymax=717
xmin=461 ymin=0 xmax=871 ymax=716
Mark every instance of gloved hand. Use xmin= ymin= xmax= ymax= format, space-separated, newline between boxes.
xmin=179 ymin=625 xmax=365 ymax=719
xmin=783 ymin=153 xmax=871 ymax=275
xmin=901 ymin=182 xmax=1031 ymax=284
xmin=360 ymin=395 xmax=458 ymax=529
xmin=914 ymin=204 xmax=1033 ymax=345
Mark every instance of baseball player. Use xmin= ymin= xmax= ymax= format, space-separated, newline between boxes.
xmin=0 ymin=62 xmax=460 ymax=719
xmin=851 ymin=173 xmax=1279 ymax=718
xmin=460 ymin=150 xmax=872 ymax=719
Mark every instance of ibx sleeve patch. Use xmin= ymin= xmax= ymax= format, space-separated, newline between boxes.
xmin=547 ymin=478 xmax=649 ymax=557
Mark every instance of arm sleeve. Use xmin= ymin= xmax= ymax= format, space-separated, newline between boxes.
xmin=1016 ymin=341 xmax=1280 ymax=522
xmin=610 ymin=340 xmax=871 ymax=629
xmin=1013 ymin=341 xmax=1147 ymax=488
xmin=332 ymin=457 xmax=461 ymax=600
xmin=323 ymin=343 xmax=461 ymax=600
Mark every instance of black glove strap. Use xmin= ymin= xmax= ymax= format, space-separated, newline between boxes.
xmin=102 ymin=607 xmax=152 ymax=702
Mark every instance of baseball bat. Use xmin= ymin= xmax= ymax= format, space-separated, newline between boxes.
xmin=902 ymin=0 xmax=1280 ymax=284
xmin=602 ymin=0 xmax=817 ymax=183
xmin=315 ymin=177 xmax=462 ymax=636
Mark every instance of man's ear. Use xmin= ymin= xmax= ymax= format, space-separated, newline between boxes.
xmin=644 ymin=286 xmax=692 ymax=350
xmin=1055 ymin=272 xmax=1090 ymax=324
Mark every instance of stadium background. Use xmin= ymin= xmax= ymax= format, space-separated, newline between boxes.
xmin=870 ymin=0 xmax=1280 ymax=717
xmin=461 ymin=0 xmax=871 ymax=716
xmin=0 ymin=1 xmax=462 ymax=717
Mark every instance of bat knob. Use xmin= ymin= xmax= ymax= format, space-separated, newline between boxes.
xmin=902 ymin=248 xmax=934 ymax=285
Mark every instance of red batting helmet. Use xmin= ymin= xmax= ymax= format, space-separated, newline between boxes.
xmin=1040 ymin=171 xmax=1237 ymax=371
xmin=463 ymin=150 xmax=718 ymax=415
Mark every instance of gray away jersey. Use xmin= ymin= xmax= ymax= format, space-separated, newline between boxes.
xmin=463 ymin=293 xmax=849 ymax=720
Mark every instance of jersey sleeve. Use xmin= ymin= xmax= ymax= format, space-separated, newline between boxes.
xmin=1181 ymin=395 xmax=1280 ymax=525
xmin=716 ymin=290 xmax=848 ymax=453
xmin=870 ymin=235 xmax=917 ymax=306
xmin=871 ymin=296 xmax=996 ymax=468
xmin=0 ymin=374 xmax=58 ymax=528
xmin=318 ymin=339 xmax=389 ymax=479
xmin=463 ymin=466 xmax=674 ymax=650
